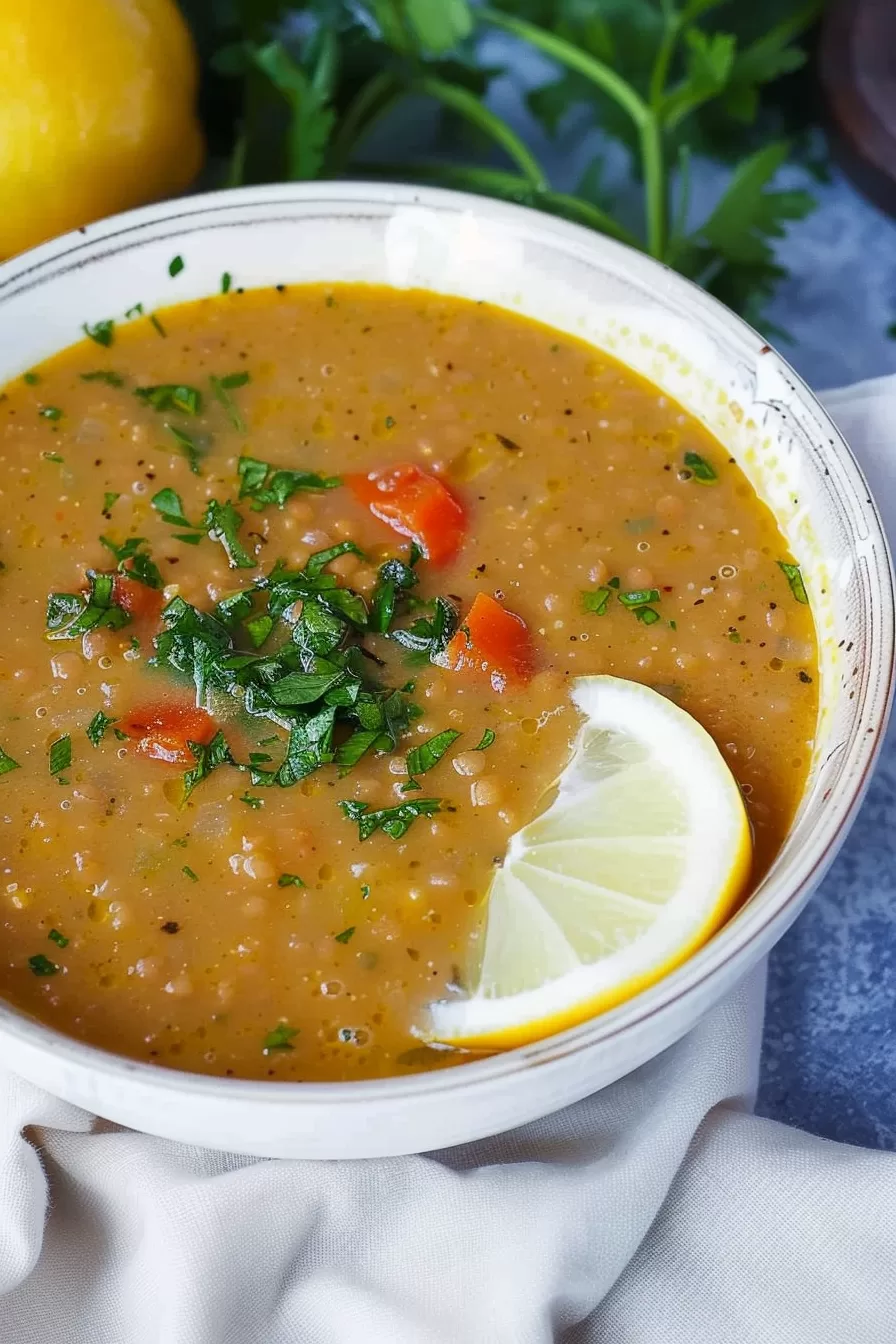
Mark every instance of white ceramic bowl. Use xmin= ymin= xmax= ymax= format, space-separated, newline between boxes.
xmin=0 ymin=183 xmax=891 ymax=1158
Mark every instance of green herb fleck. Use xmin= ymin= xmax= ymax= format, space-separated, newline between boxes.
xmin=0 ymin=746 xmax=20 ymax=777
xmin=277 ymin=873 xmax=305 ymax=888
xmin=728 ymin=629 xmax=741 ymax=643
xmin=48 ymin=929 xmax=69 ymax=949
xmin=237 ymin=455 xmax=341 ymax=509
xmin=166 ymin=424 xmax=204 ymax=474
xmin=182 ymin=865 xmax=199 ymax=882
xmin=210 ymin=372 xmax=250 ymax=432
xmin=263 ymin=1022 xmax=298 ymax=1053
xmin=340 ymin=797 xmax=442 ymax=841
xmin=136 ymin=383 xmax=202 ymax=415
xmin=49 ymin=735 xmax=71 ymax=776
xmin=635 ymin=607 xmax=661 ymax=625
xmin=385 ymin=415 xmax=396 ymax=429
xmin=619 ymin=588 xmax=661 ymax=608
xmin=150 ymin=314 xmax=166 ymax=338
xmin=683 ymin=451 xmax=717 ymax=483
xmin=221 ymin=272 xmax=232 ymax=294
xmin=778 ymin=561 xmax=808 ymax=605
xmin=168 ymin=255 xmax=185 ymax=278
xmin=406 ymin=729 xmax=461 ymax=778
xmin=81 ymin=370 xmax=124 ymax=387
xmin=23 ymin=371 xmax=40 ymax=385
xmin=361 ymin=884 xmax=371 ymax=899
xmin=39 ymin=406 xmax=62 ymax=421
xmin=102 ymin=492 xmax=120 ymax=514
xmin=473 ymin=728 xmax=496 ymax=751
xmin=240 ymin=792 xmax=263 ymax=809
xmin=334 ymin=926 xmax=355 ymax=944
xmin=28 ymin=953 xmax=58 ymax=976
xmin=42 ymin=452 xmax=64 ymax=463
xmin=83 ymin=319 xmax=115 ymax=347
xmin=204 ymin=499 xmax=254 ymax=568
xmin=86 ymin=711 xmax=116 ymax=747
xmin=125 ymin=303 xmax=144 ymax=320
xmin=582 ymin=587 xmax=611 ymax=616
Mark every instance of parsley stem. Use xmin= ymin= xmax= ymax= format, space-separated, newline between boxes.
xmin=329 ymin=71 xmax=404 ymax=174
xmin=641 ymin=113 xmax=667 ymax=260
xmin=415 ymin=76 xmax=547 ymax=191
xmin=478 ymin=8 xmax=649 ymax=133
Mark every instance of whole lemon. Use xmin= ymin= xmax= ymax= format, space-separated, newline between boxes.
xmin=0 ymin=0 xmax=204 ymax=259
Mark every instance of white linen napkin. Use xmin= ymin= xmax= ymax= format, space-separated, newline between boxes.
xmin=1 ymin=378 xmax=896 ymax=1344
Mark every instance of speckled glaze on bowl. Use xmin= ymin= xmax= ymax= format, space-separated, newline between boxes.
xmin=0 ymin=183 xmax=891 ymax=1158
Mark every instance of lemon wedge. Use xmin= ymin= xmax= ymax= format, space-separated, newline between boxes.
xmin=429 ymin=675 xmax=751 ymax=1049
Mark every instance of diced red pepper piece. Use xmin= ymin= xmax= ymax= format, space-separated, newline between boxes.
xmin=347 ymin=462 xmax=466 ymax=566
xmin=118 ymin=703 xmax=217 ymax=766
xmin=446 ymin=592 xmax=535 ymax=691
xmin=113 ymin=575 xmax=164 ymax=624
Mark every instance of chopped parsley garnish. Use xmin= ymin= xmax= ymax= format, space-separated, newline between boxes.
xmin=48 ymin=735 xmax=71 ymax=776
xmin=0 ymin=746 xmax=20 ymax=776
xmin=102 ymin=492 xmax=120 ymax=513
xmin=150 ymin=314 xmax=167 ymax=338
xmin=237 ymin=455 xmax=341 ymax=510
xmin=728 ymin=629 xmax=742 ymax=643
xmin=168 ymin=254 xmax=185 ymax=277
xmin=277 ymin=873 xmax=305 ymax=888
xmin=125 ymin=303 xmax=144 ymax=320
xmin=48 ymin=929 xmax=69 ymax=949
xmin=82 ymin=319 xmax=115 ymax=347
xmin=182 ymin=865 xmax=199 ymax=882
xmin=245 ymin=614 xmax=273 ymax=648
xmin=778 ymin=561 xmax=809 ymax=605
xmin=82 ymin=370 xmax=124 ymax=387
xmin=86 ymin=711 xmax=116 ymax=746
xmin=582 ymin=587 xmax=611 ymax=616
xmin=166 ymin=424 xmax=205 ymax=474
xmin=683 ymin=451 xmax=717 ymax=483
xmin=181 ymin=732 xmax=233 ymax=805
xmin=204 ymin=500 xmax=254 ymax=568
xmin=263 ymin=1022 xmax=298 ymax=1053
xmin=240 ymin=792 xmax=263 ymax=809
xmin=361 ymin=884 xmax=371 ymax=899
xmin=99 ymin=535 xmax=163 ymax=589
xmin=473 ymin=728 xmax=496 ymax=751
xmin=384 ymin=415 xmax=396 ymax=429
xmin=635 ymin=606 xmax=661 ymax=624
xmin=23 ymin=371 xmax=40 ymax=385
xmin=39 ymin=406 xmax=62 ymax=421
xmin=150 ymin=487 xmax=202 ymax=542
xmin=334 ymin=926 xmax=355 ymax=944
xmin=42 ymin=453 xmax=64 ymax=463
xmin=369 ymin=557 xmax=418 ymax=634
xmin=406 ymin=729 xmax=461 ymax=778
xmin=221 ymin=272 xmax=232 ymax=294
xmin=28 ymin=953 xmax=58 ymax=976
xmin=136 ymin=383 xmax=202 ymax=415
xmin=339 ymin=797 xmax=442 ymax=841
xmin=619 ymin=588 xmax=661 ymax=608
xmin=388 ymin=596 xmax=458 ymax=664
xmin=46 ymin=571 xmax=130 ymax=640
xmin=210 ymin=371 xmax=250 ymax=432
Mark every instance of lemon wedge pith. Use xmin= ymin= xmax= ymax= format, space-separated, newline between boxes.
xmin=429 ymin=676 xmax=752 ymax=1050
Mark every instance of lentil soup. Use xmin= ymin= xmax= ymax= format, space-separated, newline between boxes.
xmin=0 ymin=284 xmax=817 ymax=1080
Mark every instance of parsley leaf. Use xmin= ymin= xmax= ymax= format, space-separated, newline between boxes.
xmin=263 ymin=1022 xmax=298 ymax=1053
xmin=151 ymin=488 xmax=200 ymax=531
xmin=334 ymin=926 xmax=355 ymax=944
xmin=778 ymin=560 xmax=808 ymax=605
xmin=339 ymin=797 xmax=442 ymax=841
xmin=473 ymin=728 xmax=495 ymax=751
xmin=204 ymin=500 xmax=254 ymax=569
xmin=82 ymin=370 xmax=124 ymax=387
xmin=82 ymin=319 xmax=115 ymax=347
xmin=48 ymin=929 xmax=69 ymax=948
xmin=46 ymin=573 xmax=130 ymax=641
xmin=277 ymin=873 xmax=305 ymax=888
xmin=582 ymin=587 xmax=612 ymax=616
xmin=0 ymin=745 xmax=20 ymax=776
xmin=135 ymin=384 xmax=202 ymax=415
xmin=99 ymin=535 xmax=163 ymax=589
xmin=683 ymin=451 xmax=717 ymax=483
xmin=210 ymin=371 xmax=250 ymax=432
xmin=406 ymin=729 xmax=461 ymax=777
xmin=86 ymin=711 xmax=116 ymax=747
xmin=28 ymin=953 xmax=58 ymax=976
xmin=237 ymin=455 xmax=341 ymax=510
xmin=49 ymin=735 xmax=71 ymax=776
xmin=181 ymin=732 xmax=233 ymax=805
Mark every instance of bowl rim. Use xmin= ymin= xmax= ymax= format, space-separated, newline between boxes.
xmin=0 ymin=178 xmax=892 ymax=1106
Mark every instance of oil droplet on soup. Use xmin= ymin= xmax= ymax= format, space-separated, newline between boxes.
xmin=0 ymin=285 xmax=817 ymax=1081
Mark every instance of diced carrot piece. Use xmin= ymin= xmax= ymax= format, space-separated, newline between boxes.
xmin=347 ymin=463 xmax=466 ymax=566
xmin=446 ymin=592 xmax=535 ymax=691
xmin=118 ymin=703 xmax=217 ymax=766
xmin=113 ymin=575 xmax=164 ymax=624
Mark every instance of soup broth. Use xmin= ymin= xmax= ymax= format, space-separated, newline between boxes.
xmin=0 ymin=284 xmax=817 ymax=1079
